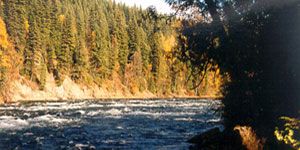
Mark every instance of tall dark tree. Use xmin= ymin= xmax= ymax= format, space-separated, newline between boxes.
xmin=88 ymin=4 xmax=110 ymax=80
xmin=56 ymin=14 xmax=76 ymax=83
xmin=3 ymin=0 xmax=27 ymax=53
xmin=114 ymin=6 xmax=129 ymax=77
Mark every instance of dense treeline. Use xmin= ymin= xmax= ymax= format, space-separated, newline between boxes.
xmin=167 ymin=0 xmax=300 ymax=148
xmin=0 ymin=0 xmax=223 ymax=98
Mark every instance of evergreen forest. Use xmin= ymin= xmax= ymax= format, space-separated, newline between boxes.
xmin=0 ymin=0 xmax=223 ymax=99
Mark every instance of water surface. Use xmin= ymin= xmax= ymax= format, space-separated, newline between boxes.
xmin=0 ymin=99 xmax=222 ymax=149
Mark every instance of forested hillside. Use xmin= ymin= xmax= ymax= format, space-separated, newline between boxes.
xmin=0 ymin=0 xmax=224 ymax=101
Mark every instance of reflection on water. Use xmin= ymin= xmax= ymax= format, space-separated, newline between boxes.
xmin=0 ymin=99 xmax=222 ymax=149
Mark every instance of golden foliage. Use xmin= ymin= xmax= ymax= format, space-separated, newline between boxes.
xmin=275 ymin=117 xmax=300 ymax=149
xmin=91 ymin=31 xmax=96 ymax=39
xmin=160 ymin=34 xmax=176 ymax=53
xmin=234 ymin=125 xmax=265 ymax=150
xmin=58 ymin=14 xmax=65 ymax=24
xmin=195 ymin=64 xmax=227 ymax=97
xmin=24 ymin=20 xmax=30 ymax=34
xmin=0 ymin=17 xmax=20 ymax=102
xmin=171 ymin=20 xmax=183 ymax=28
xmin=124 ymin=51 xmax=144 ymax=94
xmin=0 ymin=18 xmax=10 ymax=49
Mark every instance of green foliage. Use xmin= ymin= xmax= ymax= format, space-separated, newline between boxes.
xmin=3 ymin=0 xmax=27 ymax=53
xmin=89 ymin=4 xmax=111 ymax=80
xmin=57 ymin=14 xmax=76 ymax=82
xmin=114 ymin=6 xmax=129 ymax=77
xmin=149 ymin=32 xmax=162 ymax=93
xmin=0 ymin=0 xmax=224 ymax=98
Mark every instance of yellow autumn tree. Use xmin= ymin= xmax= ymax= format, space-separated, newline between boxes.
xmin=0 ymin=17 xmax=20 ymax=102
xmin=161 ymin=34 xmax=176 ymax=53
xmin=0 ymin=19 xmax=9 ymax=49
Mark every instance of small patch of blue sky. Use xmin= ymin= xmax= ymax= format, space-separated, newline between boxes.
xmin=114 ymin=0 xmax=174 ymax=14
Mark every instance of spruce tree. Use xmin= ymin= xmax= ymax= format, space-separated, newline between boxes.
xmin=114 ymin=6 xmax=129 ymax=77
xmin=128 ymin=11 xmax=140 ymax=61
xmin=3 ymin=0 xmax=27 ymax=53
xmin=56 ymin=14 xmax=76 ymax=83
xmin=23 ymin=10 xmax=46 ymax=89
xmin=71 ymin=5 xmax=89 ymax=82
xmin=89 ymin=5 xmax=110 ymax=81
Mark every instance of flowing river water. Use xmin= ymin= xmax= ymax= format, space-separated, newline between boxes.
xmin=0 ymin=99 xmax=223 ymax=149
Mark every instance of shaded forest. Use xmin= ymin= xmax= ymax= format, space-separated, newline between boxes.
xmin=0 ymin=0 xmax=225 ymax=100
xmin=166 ymin=0 xmax=300 ymax=149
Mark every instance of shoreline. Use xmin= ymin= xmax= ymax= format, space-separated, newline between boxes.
xmin=9 ymin=96 xmax=222 ymax=104
xmin=2 ymin=75 xmax=222 ymax=104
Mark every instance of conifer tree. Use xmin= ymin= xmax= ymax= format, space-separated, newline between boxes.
xmin=47 ymin=0 xmax=61 ymax=79
xmin=89 ymin=5 xmax=110 ymax=80
xmin=139 ymin=27 xmax=151 ymax=88
xmin=56 ymin=14 xmax=76 ymax=83
xmin=114 ymin=6 xmax=129 ymax=77
xmin=128 ymin=11 xmax=140 ymax=61
xmin=71 ymin=5 xmax=89 ymax=82
xmin=149 ymin=31 xmax=162 ymax=92
xmin=3 ymin=0 xmax=27 ymax=53
xmin=23 ymin=10 xmax=47 ymax=89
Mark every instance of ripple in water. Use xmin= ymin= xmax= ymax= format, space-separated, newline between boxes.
xmin=0 ymin=99 xmax=222 ymax=149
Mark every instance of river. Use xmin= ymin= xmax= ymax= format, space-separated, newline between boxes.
xmin=0 ymin=99 xmax=222 ymax=149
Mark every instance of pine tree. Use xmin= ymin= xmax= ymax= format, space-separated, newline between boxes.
xmin=23 ymin=10 xmax=46 ymax=89
xmin=56 ymin=14 xmax=76 ymax=83
xmin=149 ymin=31 xmax=161 ymax=93
xmin=48 ymin=0 xmax=61 ymax=79
xmin=67 ymin=4 xmax=89 ymax=83
xmin=139 ymin=27 xmax=151 ymax=90
xmin=128 ymin=11 xmax=140 ymax=61
xmin=88 ymin=4 xmax=110 ymax=81
xmin=3 ymin=0 xmax=27 ymax=53
xmin=114 ymin=6 xmax=129 ymax=77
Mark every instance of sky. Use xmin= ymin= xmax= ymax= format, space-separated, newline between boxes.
xmin=114 ymin=0 xmax=174 ymax=14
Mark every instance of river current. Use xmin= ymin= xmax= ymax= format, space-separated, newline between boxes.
xmin=0 ymin=99 xmax=222 ymax=149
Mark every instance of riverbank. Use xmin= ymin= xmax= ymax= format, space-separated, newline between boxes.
xmin=2 ymin=75 xmax=221 ymax=104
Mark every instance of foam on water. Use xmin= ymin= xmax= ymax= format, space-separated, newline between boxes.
xmin=76 ymin=110 xmax=86 ymax=115
xmin=106 ymin=100 xmax=215 ymax=108
xmin=29 ymin=114 xmax=71 ymax=124
xmin=86 ymin=110 xmax=102 ymax=116
xmin=206 ymin=118 xmax=222 ymax=123
xmin=127 ymin=110 xmax=198 ymax=117
xmin=86 ymin=108 xmax=123 ymax=116
xmin=0 ymin=114 xmax=74 ymax=130
xmin=88 ymin=104 xmax=104 ymax=108
xmin=106 ymin=108 xmax=122 ymax=115
xmin=0 ymin=116 xmax=29 ymax=130
xmin=45 ymin=102 xmax=68 ymax=106
xmin=0 ymin=99 xmax=222 ymax=149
